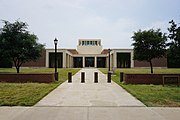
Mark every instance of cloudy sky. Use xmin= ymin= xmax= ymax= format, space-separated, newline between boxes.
xmin=0 ymin=0 xmax=179 ymax=49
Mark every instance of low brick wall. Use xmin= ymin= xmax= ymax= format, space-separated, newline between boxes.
xmin=0 ymin=73 xmax=55 ymax=83
xmin=125 ymin=74 xmax=180 ymax=85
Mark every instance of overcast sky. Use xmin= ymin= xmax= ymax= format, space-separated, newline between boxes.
xmin=0 ymin=0 xmax=179 ymax=49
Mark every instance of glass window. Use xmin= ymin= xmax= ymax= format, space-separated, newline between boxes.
xmin=95 ymin=41 xmax=97 ymax=45
xmin=90 ymin=41 xmax=92 ymax=45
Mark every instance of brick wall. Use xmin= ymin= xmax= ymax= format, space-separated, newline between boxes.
xmin=125 ymin=74 xmax=180 ymax=84
xmin=0 ymin=73 xmax=55 ymax=83
xmin=21 ymin=50 xmax=46 ymax=67
xmin=134 ymin=57 xmax=167 ymax=67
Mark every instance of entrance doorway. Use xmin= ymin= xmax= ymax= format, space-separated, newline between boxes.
xmin=73 ymin=57 xmax=83 ymax=68
xmin=85 ymin=57 xmax=94 ymax=67
xmin=49 ymin=52 xmax=63 ymax=68
xmin=97 ymin=57 xmax=106 ymax=68
xmin=117 ymin=53 xmax=131 ymax=68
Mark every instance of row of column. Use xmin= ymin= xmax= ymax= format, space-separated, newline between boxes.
xmin=66 ymin=54 xmax=73 ymax=68
xmin=46 ymin=50 xmax=134 ymax=68
xmin=82 ymin=56 xmax=97 ymax=68
xmin=64 ymin=54 xmax=118 ymax=68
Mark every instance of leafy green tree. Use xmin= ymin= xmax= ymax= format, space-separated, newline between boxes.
xmin=132 ymin=29 xmax=167 ymax=73
xmin=0 ymin=20 xmax=45 ymax=73
xmin=0 ymin=34 xmax=2 ymax=58
xmin=0 ymin=33 xmax=13 ymax=68
xmin=167 ymin=20 xmax=180 ymax=68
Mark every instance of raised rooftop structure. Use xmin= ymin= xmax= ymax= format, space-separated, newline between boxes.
xmin=77 ymin=39 xmax=103 ymax=54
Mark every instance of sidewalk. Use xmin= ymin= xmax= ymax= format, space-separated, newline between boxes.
xmin=0 ymin=68 xmax=179 ymax=120
xmin=0 ymin=107 xmax=179 ymax=120
xmin=35 ymin=68 xmax=145 ymax=107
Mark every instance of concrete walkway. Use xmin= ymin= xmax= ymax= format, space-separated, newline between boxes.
xmin=1 ymin=107 xmax=180 ymax=120
xmin=0 ymin=68 xmax=179 ymax=120
xmin=35 ymin=68 xmax=145 ymax=107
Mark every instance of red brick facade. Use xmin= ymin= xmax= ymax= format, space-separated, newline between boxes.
xmin=0 ymin=73 xmax=55 ymax=83
xmin=134 ymin=57 xmax=167 ymax=68
xmin=125 ymin=74 xmax=180 ymax=85
xmin=21 ymin=50 xmax=46 ymax=67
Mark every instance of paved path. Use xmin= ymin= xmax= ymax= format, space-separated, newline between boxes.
xmin=35 ymin=68 xmax=144 ymax=107
xmin=0 ymin=107 xmax=180 ymax=120
xmin=0 ymin=68 xmax=179 ymax=120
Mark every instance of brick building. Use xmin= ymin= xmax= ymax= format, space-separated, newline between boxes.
xmin=21 ymin=39 xmax=167 ymax=68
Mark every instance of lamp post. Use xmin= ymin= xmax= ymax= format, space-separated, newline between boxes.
xmin=54 ymin=38 xmax=58 ymax=81
xmin=108 ymin=48 xmax=111 ymax=72
xmin=107 ymin=48 xmax=111 ymax=83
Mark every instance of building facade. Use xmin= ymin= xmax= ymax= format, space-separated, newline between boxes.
xmin=22 ymin=39 xmax=167 ymax=68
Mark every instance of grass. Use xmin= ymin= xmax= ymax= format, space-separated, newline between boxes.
xmin=0 ymin=68 xmax=80 ymax=106
xmin=99 ymin=68 xmax=180 ymax=107
xmin=1 ymin=67 xmax=180 ymax=107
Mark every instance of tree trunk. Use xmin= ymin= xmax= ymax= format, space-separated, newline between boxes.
xmin=16 ymin=66 xmax=20 ymax=73
xmin=13 ymin=58 xmax=21 ymax=73
xmin=149 ymin=60 xmax=153 ymax=74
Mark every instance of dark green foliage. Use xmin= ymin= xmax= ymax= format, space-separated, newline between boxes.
xmin=0 ymin=58 xmax=12 ymax=68
xmin=0 ymin=20 xmax=45 ymax=73
xmin=132 ymin=29 xmax=167 ymax=73
xmin=167 ymin=20 xmax=180 ymax=68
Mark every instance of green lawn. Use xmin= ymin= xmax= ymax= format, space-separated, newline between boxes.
xmin=0 ymin=68 xmax=80 ymax=106
xmin=99 ymin=68 xmax=180 ymax=107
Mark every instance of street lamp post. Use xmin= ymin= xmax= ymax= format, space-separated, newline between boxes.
xmin=54 ymin=38 xmax=58 ymax=81
xmin=107 ymin=48 xmax=111 ymax=83
xmin=108 ymin=48 xmax=111 ymax=72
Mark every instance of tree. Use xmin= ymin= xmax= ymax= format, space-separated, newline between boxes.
xmin=0 ymin=33 xmax=13 ymax=68
xmin=167 ymin=20 xmax=180 ymax=68
xmin=132 ymin=29 xmax=167 ymax=73
xmin=0 ymin=20 xmax=45 ymax=73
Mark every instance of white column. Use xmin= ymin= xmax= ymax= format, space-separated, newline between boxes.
xmin=69 ymin=55 xmax=71 ymax=68
xmin=66 ymin=54 xmax=68 ymax=68
xmin=111 ymin=54 xmax=113 ymax=69
xmin=68 ymin=55 xmax=70 ymax=68
xmin=95 ymin=56 xmax=97 ymax=68
xmin=113 ymin=51 xmax=117 ymax=68
xmin=71 ymin=56 xmax=73 ymax=68
xmin=45 ymin=50 xmax=49 ymax=67
xmin=131 ymin=51 xmax=134 ymax=67
xmin=69 ymin=56 xmax=71 ymax=68
xmin=106 ymin=57 xmax=109 ymax=68
xmin=83 ymin=56 xmax=85 ymax=67
xmin=63 ymin=52 xmax=66 ymax=68
xmin=68 ymin=54 xmax=69 ymax=68
xmin=66 ymin=54 xmax=69 ymax=68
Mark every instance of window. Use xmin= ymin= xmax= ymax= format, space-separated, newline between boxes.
xmin=90 ymin=41 xmax=92 ymax=45
xmin=95 ymin=41 xmax=97 ymax=45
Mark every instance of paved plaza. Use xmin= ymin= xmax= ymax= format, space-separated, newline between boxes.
xmin=0 ymin=68 xmax=179 ymax=120
xmin=35 ymin=68 xmax=144 ymax=107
